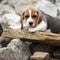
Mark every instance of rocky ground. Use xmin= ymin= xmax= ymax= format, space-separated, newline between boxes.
xmin=0 ymin=0 xmax=60 ymax=60
xmin=0 ymin=0 xmax=60 ymax=18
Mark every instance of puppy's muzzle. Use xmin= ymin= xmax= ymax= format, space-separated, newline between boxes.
xmin=29 ymin=21 xmax=33 ymax=26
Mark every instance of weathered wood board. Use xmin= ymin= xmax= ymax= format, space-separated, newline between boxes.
xmin=1 ymin=29 xmax=60 ymax=46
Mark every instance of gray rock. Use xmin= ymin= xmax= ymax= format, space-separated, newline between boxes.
xmin=0 ymin=47 xmax=17 ymax=60
xmin=1 ymin=0 xmax=39 ymax=15
xmin=51 ymin=58 xmax=59 ymax=60
xmin=0 ymin=13 xmax=21 ymax=30
xmin=53 ymin=48 xmax=60 ymax=59
xmin=30 ymin=43 xmax=55 ymax=56
xmin=7 ymin=0 xmax=19 ymax=7
xmin=14 ymin=0 xmax=39 ymax=15
xmin=0 ymin=38 xmax=11 ymax=47
xmin=0 ymin=5 xmax=21 ymax=30
xmin=7 ymin=39 xmax=31 ymax=60
xmin=48 ymin=0 xmax=56 ymax=4
xmin=1 ymin=0 xmax=58 ymax=16
xmin=0 ymin=44 xmax=2 ymax=48
xmin=0 ymin=37 xmax=5 ymax=43
xmin=37 ymin=0 xmax=57 ymax=17
xmin=55 ymin=0 xmax=60 ymax=19
xmin=0 ymin=39 xmax=31 ymax=60
xmin=56 ymin=0 xmax=60 ymax=11
xmin=56 ymin=0 xmax=60 ymax=5
xmin=0 ymin=0 xmax=7 ymax=5
xmin=0 ymin=4 xmax=15 ymax=15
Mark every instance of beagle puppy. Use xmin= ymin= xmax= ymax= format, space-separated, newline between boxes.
xmin=21 ymin=6 xmax=60 ymax=33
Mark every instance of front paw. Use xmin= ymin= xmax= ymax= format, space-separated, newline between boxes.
xmin=28 ymin=28 xmax=36 ymax=33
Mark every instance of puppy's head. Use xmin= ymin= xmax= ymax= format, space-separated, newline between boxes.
xmin=21 ymin=6 xmax=43 ymax=29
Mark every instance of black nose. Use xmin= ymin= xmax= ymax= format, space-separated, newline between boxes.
xmin=29 ymin=22 xmax=33 ymax=26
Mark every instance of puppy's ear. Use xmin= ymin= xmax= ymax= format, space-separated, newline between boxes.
xmin=37 ymin=11 xmax=43 ymax=24
xmin=21 ymin=12 xmax=24 ymax=21
xmin=20 ymin=12 xmax=24 ymax=29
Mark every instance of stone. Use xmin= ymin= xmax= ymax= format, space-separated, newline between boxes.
xmin=48 ymin=0 xmax=56 ymax=4
xmin=55 ymin=0 xmax=60 ymax=19
xmin=0 ymin=39 xmax=31 ymax=60
xmin=1 ymin=0 xmax=58 ymax=16
xmin=0 ymin=5 xmax=17 ymax=30
xmin=0 ymin=4 xmax=15 ymax=15
xmin=0 ymin=0 xmax=7 ymax=5
xmin=0 ymin=44 xmax=2 ymax=48
xmin=0 ymin=47 xmax=17 ymax=60
xmin=0 ymin=0 xmax=39 ymax=15
xmin=37 ymin=0 xmax=57 ymax=17
xmin=0 ymin=0 xmax=2 ymax=2
xmin=56 ymin=0 xmax=60 ymax=5
xmin=7 ymin=39 xmax=31 ymax=60
xmin=14 ymin=0 xmax=39 ymax=15
xmin=0 ymin=38 xmax=11 ymax=47
xmin=0 ymin=5 xmax=21 ymax=30
xmin=30 ymin=52 xmax=50 ymax=60
xmin=0 ymin=13 xmax=21 ymax=30
xmin=7 ymin=0 xmax=19 ymax=7
xmin=0 ymin=37 xmax=5 ymax=42
xmin=51 ymin=58 xmax=59 ymax=60
xmin=53 ymin=48 xmax=60 ymax=59
xmin=30 ymin=43 xmax=55 ymax=56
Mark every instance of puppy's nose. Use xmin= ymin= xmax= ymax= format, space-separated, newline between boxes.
xmin=29 ymin=22 xmax=33 ymax=26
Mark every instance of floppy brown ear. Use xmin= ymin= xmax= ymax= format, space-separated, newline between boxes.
xmin=20 ymin=12 xmax=24 ymax=29
xmin=37 ymin=11 xmax=43 ymax=24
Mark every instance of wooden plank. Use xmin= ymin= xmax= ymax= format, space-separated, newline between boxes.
xmin=1 ymin=29 xmax=60 ymax=46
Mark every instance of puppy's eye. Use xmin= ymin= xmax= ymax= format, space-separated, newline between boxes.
xmin=32 ymin=15 xmax=37 ymax=18
xmin=25 ymin=15 xmax=29 ymax=18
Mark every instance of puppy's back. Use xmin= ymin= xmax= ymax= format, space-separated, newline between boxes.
xmin=45 ymin=13 xmax=60 ymax=33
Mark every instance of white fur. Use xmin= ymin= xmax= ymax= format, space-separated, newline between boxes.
xmin=29 ymin=10 xmax=31 ymax=16
xmin=28 ymin=20 xmax=47 ymax=32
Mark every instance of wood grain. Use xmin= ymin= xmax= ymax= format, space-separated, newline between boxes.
xmin=1 ymin=29 xmax=60 ymax=46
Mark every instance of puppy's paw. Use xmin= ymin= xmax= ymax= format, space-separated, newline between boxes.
xmin=28 ymin=28 xmax=36 ymax=33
